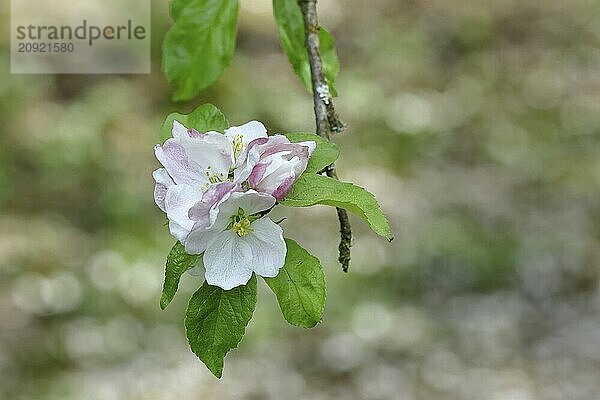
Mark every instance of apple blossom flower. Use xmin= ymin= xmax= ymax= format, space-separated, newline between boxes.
xmin=153 ymin=119 xmax=268 ymax=241
xmin=153 ymin=119 xmax=319 ymax=289
xmin=235 ymin=135 xmax=316 ymax=200
xmin=185 ymin=184 xmax=285 ymax=290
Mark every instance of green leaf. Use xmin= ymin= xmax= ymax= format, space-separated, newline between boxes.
xmin=281 ymin=174 xmax=394 ymax=241
xmin=163 ymin=0 xmax=240 ymax=101
xmin=283 ymin=133 xmax=393 ymax=241
xmin=170 ymin=0 xmax=188 ymax=20
xmin=264 ymin=239 xmax=326 ymax=328
xmin=185 ymin=275 xmax=257 ymax=378
xmin=272 ymin=0 xmax=340 ymax=95
xmin=161 ymin=103 xmax=229 ymax=143
xmin=285 ymin=133 xmax=339 ymax=173
xmin=160 ymin=242 xmax=200 ymax=310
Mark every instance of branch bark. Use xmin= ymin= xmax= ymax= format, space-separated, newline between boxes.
xmin=298 ymin=0 xmax=352 ymax=272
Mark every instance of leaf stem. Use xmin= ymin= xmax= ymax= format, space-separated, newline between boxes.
xmin=298 ymin=0 xmax=352 ymax=272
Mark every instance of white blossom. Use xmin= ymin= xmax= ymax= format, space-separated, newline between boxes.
xmin=153 ymin=119 xmax=309 ymax=289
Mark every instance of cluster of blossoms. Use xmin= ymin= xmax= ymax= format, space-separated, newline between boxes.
xmin=153 ymin=120 xmax=315 ymax=290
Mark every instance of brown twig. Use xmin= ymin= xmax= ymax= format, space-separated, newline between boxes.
xmin=298 ymin=0 xmax=352 ymax=272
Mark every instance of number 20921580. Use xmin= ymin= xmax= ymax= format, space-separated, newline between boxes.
xmin=18 ymin=42 xmax=74 ymax=53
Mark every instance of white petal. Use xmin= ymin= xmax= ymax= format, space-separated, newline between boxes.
xmin=188 ymin=182 xmax=238 ymax=229
xmin=178 ymin=131 xmax=234 ymax=178
xmin=164 ymin=184 xmax=202 ymax=242
xmin=255 ymin=160 xmax=297 ymax=196
xmin=233 ymin=140 xmax=263 ymax=183
xmin=160 ymin=120 xmax=234 ymax=182
xmin=185 ymin=182 xmax=240 ymax=254
xmin=262 ymin=152 xmax=291 ymax=178
xmin=155 ymin=141 xmax=208 ymax=188
xmin=169 ymin=220 xmax=192 ymax=243
xmin=153 ymin=168 xmax=175 ymax=212
xmin=185 ymin=187 xmax=272 ymax=255
xmin=185 ymin=229 xmax=211 ymax=254
xmin=225 ymin=121 xmax=268 ymax=146
xmin=247 ymin=218 xmax=286 ymax=278
xmin=204 ymin=230 xmax=254 ymax=290
xmin=184 ymin=217 xmax=229 ymax=254
xmin=171 ymin=120 xmax=189 ymax=140
xmin=220 ymin=190 xmax=276 ymax=217
xmin=153 ymin=168 xmax=174 ymax=187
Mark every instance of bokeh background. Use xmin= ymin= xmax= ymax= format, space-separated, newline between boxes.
xmin=1 ymin=0 xmax=600 ymax=399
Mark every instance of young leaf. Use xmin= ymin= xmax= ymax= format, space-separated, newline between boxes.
xmin=264 ymin=239 xmax=326 ymax=328
xmin=185 ymin=275 xmax=257 ymax=378
xmin=272 ymin=0 xmax=340 ymax=95
xmin=160 ymin=242 xmax=200 ymax=310
xmin=163 ymin=0 xmax=240 ymax=101
xmin=285 ymin=133 xmax=339 ymax=173
xmin=281 ymin=174 xmax=394 ymax=241
xmin=160 ymin=103 xmax=229 ymax=143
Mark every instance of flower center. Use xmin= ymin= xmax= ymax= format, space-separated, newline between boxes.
xmin=202 ymin=166 xmax=227 ymax=191
xmin=230 ymin=208 xmax=253 ymax=237
xmin=232 ymin=134 xmax=244 ymax=160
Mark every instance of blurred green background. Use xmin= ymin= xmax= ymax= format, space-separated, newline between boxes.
xmin=1 ymin=0 xmax=600 ymax=399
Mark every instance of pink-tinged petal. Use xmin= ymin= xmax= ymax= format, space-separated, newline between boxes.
xmin=247 ymin=162 xmax=268 ymax=187
xmin=185 ymin=182 xmax=240 ymax=254
xmin=299 ymin=140 xmax=317 ymax=157
xmin=154 ymin=185 xmax=169 ymax=212
xmin=253 ymin=161 xmax=296 ymax=198
xmin=162 ymin=120 xmax=234 ymax=182
xmin=172 ymin=120 xmax=209 ymax=139
xmin=155 ymin=140 xmax=208 ymax=188
xmin=246 ymin=217 xmax=286 ymax=278
xmin=153 ymin=168 xmax=174 ymax=212
xmin=175 ymin=125 xmax=234 ymax=178
xmin=246 ymin=137 xmax=269 ymax=152
xmin=187 ymin=128 xmax=202 ymax=138
xmin=182 ymin=131 xmax=233 ymax=175
xmin=233 ymin=140 xmax=264 ymax=183
xmin=259 ymin=135 xmax=301 ymax=158
xmin=203 ymin=230 xmax=254 ymax=290
xmin=234 ymin=137 xmax=269 ymax=171
xmin=164 ymin=184 xmax=202 ymax=242
xmin=186 ymin=188 xmax=274 ymax=254
xmin=235 ymin=137 xmax=286 ymax=186
xmin=225 ymin=120 xmax=268 ymax=146
xmin=188 ymin=181 xmax=238 ymax=229
xmin=271 ymin=175 xmax=296 ymax=200
xmin=260 ymin=136 xmax=314 ymax=162
xmin=233 ymin=134 xmax=314 ymax=199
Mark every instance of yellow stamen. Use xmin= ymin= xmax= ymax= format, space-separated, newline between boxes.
xmin=201 ymin=166 xmax=226 ymax=191
xmin=230 ymin=208 xmax=254 ymax=237
xmin=232 ymin=134 xmax=244 ymax=160
xmin=232 ymin=217 xmax=252 ymax=237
